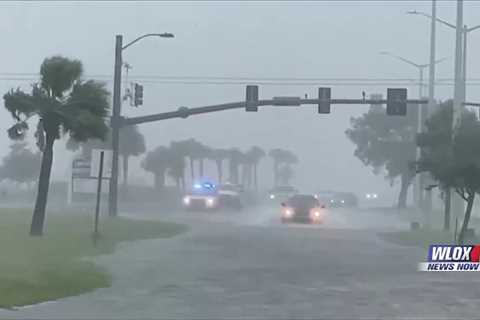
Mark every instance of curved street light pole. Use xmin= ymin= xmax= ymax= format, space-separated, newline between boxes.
xmin=380 ymin=50 xmax=447 ymax=211
xmin=108 ymin=33 xmax=174 ymax=217
xmin=407 ymin=8 xmax=480 ymax=103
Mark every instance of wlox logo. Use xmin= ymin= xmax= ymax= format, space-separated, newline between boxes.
xmin=419 ymin=244 xmax=480 ymax=272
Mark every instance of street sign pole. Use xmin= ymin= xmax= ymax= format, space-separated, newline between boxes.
xmin=93 ymin=151 xmax=105 ymax=246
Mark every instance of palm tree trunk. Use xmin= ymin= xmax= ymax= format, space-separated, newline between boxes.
xmin=216 ymin=160 xmax=223 ymax=183
xmin=444 ymin=188 xmax=451 ymax=231
xmin=458 ymin=192 xmax=475 ymax=244
xmin=397 ymin=172 xmax=410 ymax=209
xmin=189 ymin=158 xmax=195 ymax=182
xmin=122 ymin=155 xmax=129 ymax=189
xmin=30 ymin=134 xmax=55 ymax=236
xmin=254 ymin=164 xmax=258 ymax=191
xmin=199 ymin=158 xmax=204 ymax=178
xmin=154 ymin=171 xmax=165 ymax=190
xmin=273 ymin=161 xmax=279 ymax=187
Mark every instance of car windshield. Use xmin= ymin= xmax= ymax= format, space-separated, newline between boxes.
xmin=287 ymin=195 xmax=319 ymax=208
xmin=274 ymin=186 xmax=296 ymax=192
xmin=1 ymin=2 xmax=476 ymax=319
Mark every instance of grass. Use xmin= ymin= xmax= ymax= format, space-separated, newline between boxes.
xmin=0 ymin=208 xmax=188 ymax=309
xmin=379 ymin=228 xmax=457 ymax=249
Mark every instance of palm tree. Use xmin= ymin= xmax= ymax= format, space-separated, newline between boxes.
xmin=196 ymin=143 xmax=211 ymax=179
xmin=176 ymin=138 xmax=203 ymax=183
xmin=269 ymin=148 xmax=298 ymax=187
xmin=227 ymin=148 xmax=243 ymax=184
xmin=4 ymin=56 xmax=109 ymax=236
xmin=119 ymin=125 xmax=146 ymax=189
xmin=168 ymin=141 xmax=187 ymax=190
xmin=247 ymin=146 xmax=266 ymax=190
xmin=209 ymin=148 xmax=229 ymax=183
xmin=269 ymin=148 xmax=284 ymax=187
xmin=277 ymin=164 xmax=294 ymax=185
xmin=141 ymin=146 xmax=171 ymax=190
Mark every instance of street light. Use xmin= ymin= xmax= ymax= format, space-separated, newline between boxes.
xmin=407 ymin=9 xmax=480 ymax=102
xmin=379 ymin=51 xmax=446 ymax=98
xmin=108 ymin=33 xmax=174 ymax=217
xmin=380 ymin=51 xmax=447 ymax=210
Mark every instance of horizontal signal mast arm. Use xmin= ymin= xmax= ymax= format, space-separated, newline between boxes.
xmin=121 ymin=98 xmax=429 ymax=126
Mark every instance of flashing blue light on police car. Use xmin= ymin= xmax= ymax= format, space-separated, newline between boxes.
xmin=203 ymin=182 xmax=215 ymax=189
xmin=194 ymin=183 xmax=202 ymax=189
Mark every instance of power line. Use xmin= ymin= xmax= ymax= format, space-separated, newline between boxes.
xmin=0 ymin=72 xmax=480 ymax=82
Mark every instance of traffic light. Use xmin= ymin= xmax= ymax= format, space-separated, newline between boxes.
xmin=134 ymin=83 xmax=144 ymax=107
xmin=245 ymin=85 xmax=259 ymax=112
xmin=318 ymin=87 xmax=331 ymax=114
xmin=387 ymin=88 xmax=407 ymax=116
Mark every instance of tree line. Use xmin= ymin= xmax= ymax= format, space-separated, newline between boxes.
xmin=140 ymin=140 xmax=299 ymax=191
xmin=346 ymin=100 xmax=480 ymax=244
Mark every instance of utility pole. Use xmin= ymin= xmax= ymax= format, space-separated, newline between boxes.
xmin=108 ymin=35 xmax=123 ymax=217
xmin=451 ymin=0 xmax=464 ymax=230
xmin=107 ymin=33 xmax=174 ymax=218
xmin=424 ymin=0 xmax=437 ymax=221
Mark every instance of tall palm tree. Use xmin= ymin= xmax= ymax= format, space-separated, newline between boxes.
xmin=141 ymin=146 xmax=171 ymax=190
xmin=119 ymin=125 xmax=146 ymax=189
xmin=268 ymin=148 xmax=284 ymax=187
xmin=277 ymin=164 xmax=294 ymax=185
xmin=197 ymin=143 xmax=211 ymax=179
xmin=227 ymin=148 xmax=243 ymax=184
xmin=4 ymin=56 xmax=109 ymax=236
xmin=247 ymin=146 xmax=266 ymax=190
xmin=209 ymin=148 xmax=229 ymax=184
xmin=269 ymin=148 xmax=298 ymax=187
xmin=168 ymin=141 xmax=187 ymax=190
xmin=177 ymin=138 xmax=203 ymax=182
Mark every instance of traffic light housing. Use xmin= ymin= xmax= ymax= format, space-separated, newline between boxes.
xmin=245 ymin=85 xmax=259 ymax=112
xmin=134 ymin=83 xmax=144 ymax=107
xmin=318 ymin=87 xmax=331 ymax=114
xmin=387 ymin=88 xmax=407 ymax=116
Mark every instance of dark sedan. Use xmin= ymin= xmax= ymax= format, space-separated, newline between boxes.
xmin=281 ymin=194 xmax=327 ymax=224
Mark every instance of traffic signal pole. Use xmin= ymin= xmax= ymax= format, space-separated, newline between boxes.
xmin=123 ymin=98 xmax=428 ymax=127
xmin=108 ymin=35 xmax=123 ymax=218
xmin=110 ymin=87 xmax=426 ymax=218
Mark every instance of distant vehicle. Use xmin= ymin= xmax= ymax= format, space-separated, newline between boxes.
xmin=281 ymin=194 xmax=326 ymax=224
xmin=314 ymin=191 xmax=336 ymax=207
xmin=330 ymin=192 xmax=359 ymax=208
xmin=183 ymin=182 xmax=219 ymax=211
xmin=268 ymin=185 xmax=298 ymax=202
xmin=217 ymin=183 xmax=244 ymax=210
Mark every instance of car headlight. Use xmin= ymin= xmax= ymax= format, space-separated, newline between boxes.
xmin=366 ymin=194 xmax=371 ymax=199
xmin=206 ymin=197 xmax=216 ymax=207
xmin=183 ymin=196 xmax=191 ymax=205
xmin=341 ymin=200 xmax=345 ymax=204
xmin=283 ymin=208 xmax=294 ymax=217
xmin=372 ymin=193 xmax=378 ymax=199
xmin=269 ymin=194 xmax=275 ymax=199
xmin=330 ymin=199 xmax=334 ymax=203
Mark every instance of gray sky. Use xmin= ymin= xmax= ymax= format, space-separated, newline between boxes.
xmin=1 ymin=1 xmax=480 ymax=203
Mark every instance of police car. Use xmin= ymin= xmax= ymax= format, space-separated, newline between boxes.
xmin=182 ymin=182 xmax=219 ymax=210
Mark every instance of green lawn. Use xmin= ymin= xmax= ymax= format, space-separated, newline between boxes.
xmin=0 ymin=209 xmax=187 ymax=309
xmin=379 ymin=229 xmax=457 ymax=249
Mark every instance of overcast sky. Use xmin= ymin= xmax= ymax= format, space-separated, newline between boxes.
xmin=1 ymin=1 xmax=479 ymax=203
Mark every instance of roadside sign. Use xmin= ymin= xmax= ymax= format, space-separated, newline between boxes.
xmin=91 ymin=149 xmax=113 ymax=178
xmin=72 ymin=179 xmax=109 ymax=194
xmin=72 ymin=159 xmax=91 ymax=178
